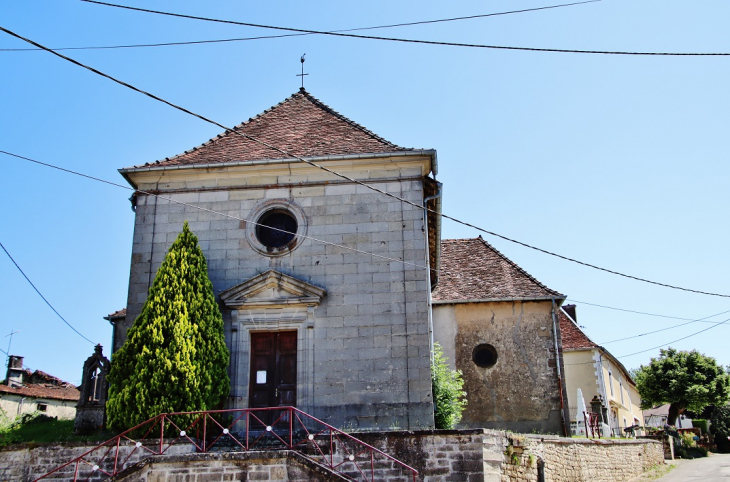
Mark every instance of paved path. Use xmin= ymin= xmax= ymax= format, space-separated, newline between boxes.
xmin=654 ymin=453 xmax=730 ymax=481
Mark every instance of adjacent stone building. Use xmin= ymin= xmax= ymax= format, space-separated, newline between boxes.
xmin=0 ymin=355 xmax=79 ymax=420
xmin=112 ymin=89 xmax=567 ymax=432
xmin=432 ymin=237 xmax=569 ymax=434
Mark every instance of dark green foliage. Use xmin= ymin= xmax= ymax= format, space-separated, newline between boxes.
xmin=692 ymin=419 xmax=708 ymax=434
xmin=107 ymin=222 xmax=230 ymax=431
xmin=635 ymin=348 xmax=730 ymax=426
xmin=431 ymin=342 xmax=467 ymax=429
xmin=711 ymin=404 xmax=730 ymax=453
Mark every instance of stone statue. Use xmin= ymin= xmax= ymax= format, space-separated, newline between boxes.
xmin=74 ymin=344 xmax=110 ymax=434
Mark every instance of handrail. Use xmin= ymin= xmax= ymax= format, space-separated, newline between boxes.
xmin=35 ymin=407 xmax=418 ymax=482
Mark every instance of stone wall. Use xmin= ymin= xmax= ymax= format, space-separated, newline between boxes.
xmin=121 ymin=168 xmax=434 ymax=431
xmin=0 ymin=429 xmax=663 ymax=482
xmin=502 ymin=433 xmax=665 ymax=482
xmin=433 ymin=301 xmax=565 ymax=434
xmin=115 ymin=451 xmax=347 ymax=482
xmin=0 ymin=440 xmax=194 ymax=481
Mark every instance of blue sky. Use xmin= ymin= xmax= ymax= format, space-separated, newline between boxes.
xmin=1 ymin=0 xmax=729 ymax=386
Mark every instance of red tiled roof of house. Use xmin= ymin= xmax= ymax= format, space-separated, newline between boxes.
xmin=0 ymin=383 xmax=79 ymax=401
xmin=129 ymin=89 xmax=412 ymax=168
xmin=559 ymin=309 xmax=598 ymax=350
xmin=432 ymin=237 xmax=564 ymax=302
xmin=0 ymin=370 xmax=79 ymax=402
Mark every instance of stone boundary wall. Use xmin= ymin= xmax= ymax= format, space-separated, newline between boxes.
xmin=115 ymin=451 xmax=348 ymax=482
xmin=502 ymin=433 xmax=665 ymax=482
xmin=0 ymin=440 xmax=194 ymax=481
xmin=0 ymin=429 xmax=662 ymax=482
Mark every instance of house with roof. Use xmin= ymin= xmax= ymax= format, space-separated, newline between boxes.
xmin=0 ymin=355 xmax=79 ymax=420
xmin=432 ymin=237 xmax=569 ymax=434
xmin=111 ymin=89 xmax=565 ymax=432
xmin=559 ymin=305 xmax=643 ymax=436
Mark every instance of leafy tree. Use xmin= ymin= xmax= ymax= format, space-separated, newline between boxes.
xmin=635 ymin=348 xmax=730 ymax=426
xmin=431 ymin=343 xmax=467 ymax=429
xmin=107 ymin=222 xmax=230 ymax=431
xmin=710 ymin=404 xmax=730 ymax=453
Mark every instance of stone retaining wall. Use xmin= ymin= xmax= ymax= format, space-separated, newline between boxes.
xmin=0 ymin=429 xmax=663 ymax=481
xmin=502 ymin=433 xmax=665 ymax=482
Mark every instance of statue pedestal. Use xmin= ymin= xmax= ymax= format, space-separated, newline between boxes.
xmin=74 ymin=405 xmax=106 ymax=434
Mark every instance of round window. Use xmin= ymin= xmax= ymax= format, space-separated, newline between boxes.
xmin=472 ymin=344 xmax=498 ymax=368
xmin=256 ymin=209 xmax=298 ymax=249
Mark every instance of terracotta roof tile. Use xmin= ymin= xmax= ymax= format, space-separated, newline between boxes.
xmin=0 ymin=383 xmax=79 ymax=401
xmin=559 ymin=308 xmax=598 ymax=350
xmin=432 ymin=237 xmax=564 ymax=302
xmin=0 ymin=369 xmax=79 ymax=402
xmin=131 ymin=89 xmax=411 ymax=168
xmin=105 ymin=308 xmax=126 ymax=319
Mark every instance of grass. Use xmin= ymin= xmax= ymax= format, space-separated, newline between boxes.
xmin=0 ymin=413 xmax=115 ymax=448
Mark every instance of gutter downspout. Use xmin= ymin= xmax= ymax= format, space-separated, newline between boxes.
xmin=424 ymin=181 xmax=442 ymax=364
xmin=551 ymin=297 xmax=569 ymax=437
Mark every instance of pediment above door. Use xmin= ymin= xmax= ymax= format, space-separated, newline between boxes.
xmin=220 ymin=270 xmax=326 ymax=309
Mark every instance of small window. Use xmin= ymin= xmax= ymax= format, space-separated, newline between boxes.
xmin=256 ymin=209 xmax=297 ymax=249
xmin=472 ymin=344 xmax=498 ymax=368
xmin=608 ymin=371 xmax=614 ymax=396
xmin=37 ymin=403 xmax=47 ymax=412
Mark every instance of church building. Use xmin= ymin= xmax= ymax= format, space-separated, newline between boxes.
xmin=112 ymin=89 xmax=567 ymax=433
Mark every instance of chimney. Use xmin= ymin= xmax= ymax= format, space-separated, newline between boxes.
xmin=6 ymin=355 xmax=25 ymax=387
xmin=563 ymin=304 xmax=577 ymax=323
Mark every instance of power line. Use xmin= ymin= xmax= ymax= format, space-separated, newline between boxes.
xmin=1 ymin=1 xmax=599 ymax=52
xmin=0 ymin=150 xmax=426 ymax=271
xmin=81 ymin=0 xmax=730 ymax=56
xmin=0 ymin=240 xmax=96 ymax=345
xmin=2 ymin=25 xmax=729 ymax=298
xmin=567 ymin=298 xmax=729 ymax=324
xmin=6 ymin=148 xmax=730 ymax=371
xmin=599 ymin=309 xmax=730 ymax=345
xmin=619 ymin=316 xmax=730 ymax=359
xmin=561 ymin=312 xmax=730 ymax=366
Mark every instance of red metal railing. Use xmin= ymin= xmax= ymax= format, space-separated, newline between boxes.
xmin=583 ymin=411 xmax=602 ymax=439
xmin=35 ymin=407 xmax=418 ymax=482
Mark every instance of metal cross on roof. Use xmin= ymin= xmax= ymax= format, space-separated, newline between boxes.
xmin=297 ymin=53 xmax=309 ymax=89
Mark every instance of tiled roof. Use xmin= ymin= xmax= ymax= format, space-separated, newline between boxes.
xmin=0 ymin=383 xmax=79 ymax=402
xmin=432 ymin=237 xmax=564 ymax=302
xmin=0 ymin=370 xmax=79 ymax=402
xmin=105 ymin=308 xmax=126 ymax=319
xmin=559 ymin=309 xmax=598 ymax=350
xmin=130 ymin=89 xmax=411 ymax=168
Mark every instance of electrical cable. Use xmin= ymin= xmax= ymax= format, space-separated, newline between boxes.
xmin=618 ymin=316 xmax=730 ymax=359
xmin=1 ymin=25 xmax=729 ymax=298
xmin=598 ymin=309 xmax=730 ymax=345
xmin=567 ymin=298 xmax=729 ymax=324
xmin=0 ymin=240 xmax=96 ymax=345
xmin=7 ymin=147 xmax=729 ymax=340
xmin=7 ymin=148 xmax=730 ymax=370
xmin=1 ymin=0 xmax=599 ymax=52
xmin=0 ymin=150 xmax=426 ymax=270
xmin=81 ymin=0 xmax=730 ymax=56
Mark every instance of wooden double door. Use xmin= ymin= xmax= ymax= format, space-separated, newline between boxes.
xmin=249 ymin=331 xmax=297 ymax=417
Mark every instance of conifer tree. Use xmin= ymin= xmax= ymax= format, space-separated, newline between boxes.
xmin=106 ymin=222 xmax=230 ymax=431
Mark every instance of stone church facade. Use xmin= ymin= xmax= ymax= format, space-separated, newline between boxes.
xmin=113 ymin=89 xmax=567 ymax=433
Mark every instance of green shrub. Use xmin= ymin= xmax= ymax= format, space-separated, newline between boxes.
xmin=106 ymin=222 xmax=230 ymax=431
xmin=431 ymin=343 xmax=467 ymax=429
xmin=692 ymin=419 xmax=708 ymax=434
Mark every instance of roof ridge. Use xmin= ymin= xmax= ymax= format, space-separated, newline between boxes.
xmin=474 ymin=236 xmax=564 ymax=298
xmin=146 ymin=90 xmax=407 ymax=167
xmin=296 ymin=89 xmax=405 ymax=150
